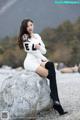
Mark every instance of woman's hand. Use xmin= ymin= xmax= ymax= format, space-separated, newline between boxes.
xmin=34 ymin=43 xmax=40 ymax=49
xmin=41 ymin=59 xmax=49 ymax=62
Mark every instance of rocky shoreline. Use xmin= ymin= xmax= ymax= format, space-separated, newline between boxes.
xmin=0 ymin=65 xmax=80 ymax=120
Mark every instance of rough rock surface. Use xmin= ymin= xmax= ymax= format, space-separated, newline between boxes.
xmin=0 ymin=66 xmax=52 ymax=120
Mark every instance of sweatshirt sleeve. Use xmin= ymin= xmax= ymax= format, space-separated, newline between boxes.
xmin=37 ymin=34 xmax=47 ymax=55
xmin=22 ymin=34 xmax=38 ymax=54
xmin=22 ymin=34 xmax=48 ymax=61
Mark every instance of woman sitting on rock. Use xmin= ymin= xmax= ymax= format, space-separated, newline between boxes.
xmin=17 ymin=18 xmax=68 ymax=116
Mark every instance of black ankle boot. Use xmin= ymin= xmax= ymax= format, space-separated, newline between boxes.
xmin=53 ymin=101 xmax=68 ymax=115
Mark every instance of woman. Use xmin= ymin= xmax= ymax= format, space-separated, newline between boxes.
xmin=17 ymin=18 xmax=68 ymax=115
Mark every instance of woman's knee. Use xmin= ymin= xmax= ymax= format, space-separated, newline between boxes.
xmin=45 ymin=61 xmax=54 ymax=69
xmin=45 ymin=60 xmax=56 ymax=74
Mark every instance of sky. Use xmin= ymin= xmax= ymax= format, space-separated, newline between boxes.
xmin=0 ymin=0 xmax=80 ymax=38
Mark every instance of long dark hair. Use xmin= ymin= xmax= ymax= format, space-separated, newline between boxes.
xmin=17 ymin=18 xmax=34 ymax=49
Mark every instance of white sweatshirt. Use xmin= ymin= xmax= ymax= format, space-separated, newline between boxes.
xmin=22 ymin=33 xmax=48 ymax=63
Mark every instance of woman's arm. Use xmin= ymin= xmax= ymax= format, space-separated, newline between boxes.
xmin=36 ymin=34 xmax=47 ymax=55
xmin=22 ymin=34 xmax=48 ymax=61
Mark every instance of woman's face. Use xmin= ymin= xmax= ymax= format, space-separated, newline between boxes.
xmin=26 ymin=21 xmax=34 ymax=34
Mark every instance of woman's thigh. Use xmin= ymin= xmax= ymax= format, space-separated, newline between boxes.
xmin=35 ymin=64 xmax=49 ymax=77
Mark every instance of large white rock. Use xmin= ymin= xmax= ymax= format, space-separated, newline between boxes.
xmin=0 ymin=68 xmax=52 ymax=119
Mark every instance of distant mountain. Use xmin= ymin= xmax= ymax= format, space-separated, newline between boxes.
xmin=0 ymin=0 xmax=80 ymax=38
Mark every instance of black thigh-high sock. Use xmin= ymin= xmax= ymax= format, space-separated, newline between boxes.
xmin=45 ymin=61 xmax=60 ymax=102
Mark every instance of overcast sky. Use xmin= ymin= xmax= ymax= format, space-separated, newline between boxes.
xmin=0 ymin=0 xmax=80 ymax=38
